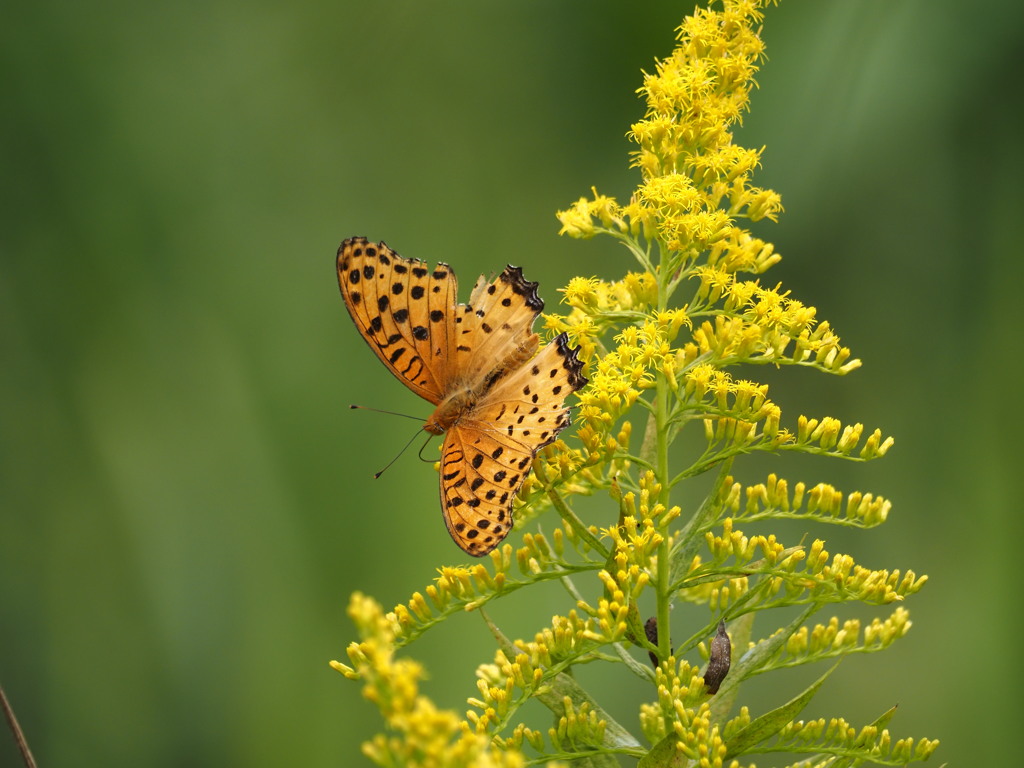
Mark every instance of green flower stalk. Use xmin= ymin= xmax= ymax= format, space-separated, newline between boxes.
xmin=332 ymin=1 xmax=939 ymax=765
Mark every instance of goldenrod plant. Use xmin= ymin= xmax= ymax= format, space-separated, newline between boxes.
xmin=332 ymin=1 xmax=938 ymax=765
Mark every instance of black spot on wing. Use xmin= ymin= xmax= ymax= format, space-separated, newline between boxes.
xmin=498 ymin=266 xmax=544 ymax=311
xmin=554 ymin=332 xmax=588 ymax=390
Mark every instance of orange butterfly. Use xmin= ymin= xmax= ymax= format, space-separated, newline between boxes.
xmin=337 ymin=236 xmax=588 ymax=556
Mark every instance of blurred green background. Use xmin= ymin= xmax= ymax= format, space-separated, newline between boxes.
xmin=3 ymin=0 xmax=1021 ymax=765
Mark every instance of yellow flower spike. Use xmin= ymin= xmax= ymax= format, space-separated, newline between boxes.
xmin=339 ymin=4 xmax=935 ymax=765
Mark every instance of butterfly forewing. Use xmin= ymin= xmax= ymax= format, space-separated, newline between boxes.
xmin=337 ymin=237 xmax=457 ymax=404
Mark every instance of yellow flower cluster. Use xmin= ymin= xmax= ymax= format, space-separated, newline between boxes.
xmin=716 ymin=473 xmax=892 ymax=528
xmin=516 ymin=439 xmax=601 ymax=511
xmin=471 ymin=643 xmax=612 ymax=755
xmin=698 ymin=521 xmax=927 ymax=605
xmin=547 ymin=698 xmax=607 ymax=754
xmin=686 ymin=275 xmax=861 ymax=374
xmin=332 ymin=593 xmax=526 ymax=768
xmin=381 ymin=538 xmax=607 ymax=648
xmin=473 ymin=612 xmax=593 ymax=706
xmin=773 ymin=716 xmax=939 ymax=763
xmin=793 ymin=415 xmax=894 ymax=459
xmin=466 ymin=613 xmax=622 ymax=755
xmin=338 ymin=0 xmax=936 ymax=763
xmin=557 ymin=0 xmax=781 ymax=253
xmin=779 ymin=607 xmax=913 ymax=665
xmin=556 ymin=188 xmax=628 ymax=239
xmin=638 ymin=659 xmax=729 ymax=766
xmin=545 ymin=271 xmax=663 ymax=362
xmin=559 ymin=316 xmax=686 ymax=444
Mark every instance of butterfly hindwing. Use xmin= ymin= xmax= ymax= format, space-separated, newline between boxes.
xmin=438 ymin=333 xmax=587 ymax=556
xmin=438 ymin=426 xmax=525 ymax=556
xmin=454 ymin=266 xmax=546 ymax=387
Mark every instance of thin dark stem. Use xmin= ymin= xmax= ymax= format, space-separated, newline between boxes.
xmin=1 ymin=684 xmax=37 ymax=768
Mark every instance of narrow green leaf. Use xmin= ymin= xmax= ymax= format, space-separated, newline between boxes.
xmin=480 ymin=608 xmax=641 ymax=751
xmin=724 ymin=660 xmax=840 ymax=760
xmin=539 ymin=669 xmax=641 ymax=750
xmin=562 ymin=753 xmax=621 ymax=768
xmin=639 ymin=408 xmax=658 ymax=467
xmin=871 ymin=703 xmax=898 ymax=730
xmin=637 ymin=733 xmax=686 ymax=768
xmin=613 ymin=642 xmax=656 ymax=683
xmin=668 ymin=461 xmax=734 ymax=585
xmin=732 ymin=604 xmax=818 ymax=682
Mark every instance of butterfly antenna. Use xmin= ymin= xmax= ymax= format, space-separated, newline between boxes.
xmin=350 ymin=404 xmax=423 ymax=423
xmin=374 ymin=427 xmax=427 ymax=479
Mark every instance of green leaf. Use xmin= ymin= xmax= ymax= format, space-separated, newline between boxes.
xmin=480 ymin=608 xmax=641 ymax=751
xmin=637 ymin=733 xmax=686 ymax=768
xmin=668 ymin=461 xmax=734 ymax=585
xmin=871 ymin=703 xmax=898 ymax=730
xmin=731 ymin=604 xmax=818 ymax=682
xmin=560 ymin=753 xmax=621 ymax=768
xmin=613 ymin=641 xmax=656 ymax=683
xmin=724 ymin=660 xmax=840 ymax=760
xmin=539 ymin=668 xmax=641 ymax=750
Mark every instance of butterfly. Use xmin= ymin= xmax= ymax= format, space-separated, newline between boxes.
xmin=337 ymin=236 xmax=588 ymax=556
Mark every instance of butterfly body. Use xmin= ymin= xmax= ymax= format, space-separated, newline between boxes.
xmin=425 ymin=389 xmax=476 ymax=435
xmin=337 ymin=236 xmax=587 ymax=556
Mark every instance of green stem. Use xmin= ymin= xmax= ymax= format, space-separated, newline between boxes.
xmin=654 ymin=245 xmax=673 ymax=663
xmin=545 ymin=482 xmax=610 ymax=559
